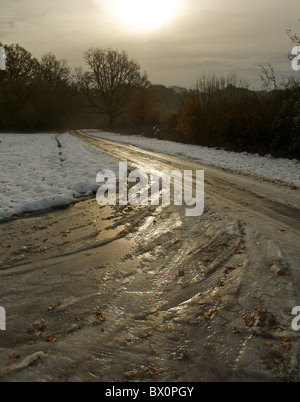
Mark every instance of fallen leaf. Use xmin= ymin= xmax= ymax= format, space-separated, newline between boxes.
xmin=263 ymin=342 xmax=273 ymax=347
xmin=153 ymin=367 xmax=164 ymax=373
xmin=204 ymin=309 xmax=218 ymax=318
xmin=233 ymin=327 xmax=241 ymax=335
xmin=93 ymin=320 xmax=102 ymax=325
xmin=74 ymin=316 xmax=85 ymax=321
xmin=277 ymin=270 xmax=287 ymax=275
xmin=245 ymin=316 xmax=255 ymax=326
xmin=48 ymin=303 xmax=60 ymax=311
xmin=95 ymin=312 xmax=106 ymax=322
xmin=45 ymin=335 xmax=58 ymax=343
xmin=37 ymin=320 xmax=46 ymax=330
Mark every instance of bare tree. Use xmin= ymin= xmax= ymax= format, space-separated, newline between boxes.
xmin=193 ymin=72 xmax=249 ymax=104
xmin=3 ymin=43 xmax=39 ymax=83
xmin=39 ymin=53 xmax=71 ymax=86
xmin=287 ymin=20 xmax=300 ymax=45
xmin=259 ymin=64 xmax=279 ymax=91
xmin=76 ymin=48 xmax=149 ymax=128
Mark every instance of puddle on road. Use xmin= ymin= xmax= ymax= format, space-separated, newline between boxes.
xmin=0 ymin=196 xmax=298 ymax=382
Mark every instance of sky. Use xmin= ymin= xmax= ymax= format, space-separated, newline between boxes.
xmin=1 ymin=0 xmax=300 ymax=89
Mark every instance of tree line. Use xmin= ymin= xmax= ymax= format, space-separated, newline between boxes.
xmin=176 ymin=69 xmax=300 ymax=159
xmin=0 ymin=42 xmax=299 ymax=159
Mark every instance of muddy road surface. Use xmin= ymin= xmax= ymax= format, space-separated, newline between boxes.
xmin=0 ymin=130 xmax=300 ymax=382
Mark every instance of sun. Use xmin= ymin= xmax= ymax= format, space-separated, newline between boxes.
xmin=107 ymin=0 xmax=181 ymax=32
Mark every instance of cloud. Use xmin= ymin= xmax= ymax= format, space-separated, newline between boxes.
xmin=1 ymin=0 xmax=299 ymax=88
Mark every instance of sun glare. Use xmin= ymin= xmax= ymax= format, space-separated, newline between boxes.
xmin=107 ymin=0 xmax=181 ymax=32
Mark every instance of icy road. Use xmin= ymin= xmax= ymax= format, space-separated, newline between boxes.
xmin=0 ymin=130 xmax=300 ymax=382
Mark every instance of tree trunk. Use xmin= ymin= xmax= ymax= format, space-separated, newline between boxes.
xmin=108 ymin=113 xmax=116 ymax=130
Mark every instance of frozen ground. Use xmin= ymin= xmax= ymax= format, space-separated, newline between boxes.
xmin=0 ymin=133 xmax=119 ymax=220
xmin=0 ymin=131 xmax=299 ymax=382
xmin=0 ymin=132 xmax=300 ymax=382
xmin=86 ymin=130 xmax=300 ymax=189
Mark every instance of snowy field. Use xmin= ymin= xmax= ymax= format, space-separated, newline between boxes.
xmin=0 ymin=133 xmax=119 ymax=220
xmin=87 ymin=130 xmax=300 ymax=189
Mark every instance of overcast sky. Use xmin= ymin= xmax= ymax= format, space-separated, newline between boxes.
xmin=1 ymin=0 xmax=299 ymax=89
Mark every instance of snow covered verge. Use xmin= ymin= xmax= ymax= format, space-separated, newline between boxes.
xmin=86 ymin=130 xmax=300 ymax=189
xmin=0 ymin=133 xmax=119 ymax=220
